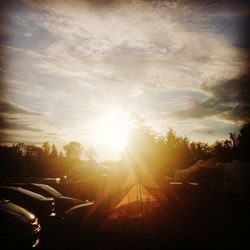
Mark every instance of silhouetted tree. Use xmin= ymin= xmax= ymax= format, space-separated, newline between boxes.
xmin=42 ymin=141 xmax=51 ymax=156
xmin=212 ymin=140 xmax=232 ymax=162
xmin=125 ymin=125 xmax=197 ymax=177
xmin=190 ymin=142 xmax=211 ymax=161
xmin=1 ymin=122 xmax=250 ymax=180
xmin=50 ymin=144 xmax=58 ymax=158
xmin=63 ymin=141 xmax=83 ymax=159
xmin=237 ymin=122 xmax=250 ymax=161
xmin=124 ymin=123 xmax=158 ymax=177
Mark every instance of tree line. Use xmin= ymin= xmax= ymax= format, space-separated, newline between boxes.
xmin=0 ymin=141 xmax=91 ymax=178
xmin=0 ymin=122 xmax=250 ymax=179
xmin=123 ymin=122 xmax=250 ymax=176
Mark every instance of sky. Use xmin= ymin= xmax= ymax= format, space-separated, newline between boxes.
xmin=0 ymin=0 xmax=249 ymax=160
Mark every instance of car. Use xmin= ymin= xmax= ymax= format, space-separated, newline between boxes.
xmin=0 ymin=199 xmax=41 ymax=248
xmin=60 ymin=201 xmax=95 ymax=248
xmin=62 ymin=201 xmax=94 ymax=230
xmin=64 ymin=201 xmax=94 ymax=221
xmin=2 ymin=183 xmax=87 ymax=217
xmin=0 ymin=186 xmax=55 ymax=219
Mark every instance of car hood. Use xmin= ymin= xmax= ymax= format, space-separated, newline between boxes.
xmin=54 ymin=196 xmax=85 ymax=214
xmin=64 ymin=201 xmax=94 ymax=217
xmin=0 ymin=200 xmax=36 ymax=224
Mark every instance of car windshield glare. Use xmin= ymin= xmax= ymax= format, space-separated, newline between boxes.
xmin=1 ymin=187 xmax=48 ymax=200
xmin=33 ymin=184 xmax=62 ymax=197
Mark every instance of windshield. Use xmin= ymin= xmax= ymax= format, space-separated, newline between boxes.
xmin=15 ymin=187 xmax=48 ymax=199
xmin=0 ymin=186 xmax=48 ymax=200
xmin=33 ymin=184 xmax=62 ymax=198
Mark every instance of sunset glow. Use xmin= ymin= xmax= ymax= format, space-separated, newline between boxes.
xmin=0 ymin=2 xmax=249 ymax=248
xmin=94 ymin=112 xmax=131 ymax=152
xmin=0 ymin=0 xmax=249 ymax=160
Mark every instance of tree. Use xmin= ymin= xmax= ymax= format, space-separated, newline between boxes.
xmin=211 ymin=140 xmax=231 ymax=162
xmin=63 ymin=141 xmax=83 ymax=159
xmin=229 ymin=133 xmax=238 ymax=149
xmin=24 ymin=145 xmax=42 ymax=158
xmin=50 ymin=144 xmax=58 ymax=158
xmin=85 ymin=147 xmax=97 ymax=161
xmin=59 ymin=151 xmax=64 ymax=158
xmin=12 ymin=143 xmax=25 ymax=157
xmin=237 ymin=122 xmax=250 ymax=161
xmin=123 ymin=123 xmax=158 ymax=178
xmin=190 ymin=142 xmax=211 ymax=161
xmin=165 ymin=128 xmax=177 ymax=146
xmin=42 ymin=142 xmax=51 ymax=156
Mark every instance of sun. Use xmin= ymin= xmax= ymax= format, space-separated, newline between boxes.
xmin=95 ymin=112 xmax=130 ymax=151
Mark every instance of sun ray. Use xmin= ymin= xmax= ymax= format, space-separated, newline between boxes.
xmin=94 ymin=112 xmax=131 ymax=152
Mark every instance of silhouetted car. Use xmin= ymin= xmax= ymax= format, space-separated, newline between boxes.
xmin=62 ymin=201 xmax=94 ymax=229
xmin=0 ymin=186 xmax=55 ymax=219
xmin=0 ymin=199 xmax=41 ymax=248
xmin=42 ymin=178 xmax=61 ymax=188
xmin=3 ymin=183 xmax=87 ymax=217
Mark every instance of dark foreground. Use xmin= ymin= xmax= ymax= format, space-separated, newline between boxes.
xmin=37 ymin=191 xmax=249 ymax=250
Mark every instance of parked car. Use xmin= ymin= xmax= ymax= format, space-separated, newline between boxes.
xmin=2 ymin=183 xmax=87 ymax=217
xmin=0 ymin=186 xmax=55 ymax=219
xmin=0 ymin=199 xmax=41 ymax=248
xmin=62 ymin=201 xmax=94 ymax=229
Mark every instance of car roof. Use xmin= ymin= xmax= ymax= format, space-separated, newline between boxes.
xmin=1 ymin=182 xmax=62 ymax=198
xmin=30 ymin=183 xmax=62 ymax=197
xmin=0 ymin=186 xmax=53 ymax=201
xmin=65 ymin=201 xmax=94 ymax=216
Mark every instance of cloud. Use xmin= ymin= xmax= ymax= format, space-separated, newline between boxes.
xmin=0 ymin=115 xmax=42 ymax=132
xmin=175 ymin=74 xmax=250 ymax=122
xmin=11 ymin=0 xmax=243 ymax=90
xmin=1 ymin=0 xmax=247 ymax=97
xmin=192 ymin=129 xmax=214 ymax=135
xmin=0 ymin=0 xmax=249 ymax=159
xmin=0 ymin=130 xmax=51 ymax=145
xmin=0 ymin=99 xmax=40 ymax=115
xmin=0 ymin=99 xmax=44 ymax=140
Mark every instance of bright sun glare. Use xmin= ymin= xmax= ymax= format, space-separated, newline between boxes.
xmin=95 ymin=112 xmax=130 ymax=151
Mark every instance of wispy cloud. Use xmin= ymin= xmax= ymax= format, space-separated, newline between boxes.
xmin=192 ymin=129 xmax=214 ymax=135
xmin=8 ymin=0 xmax=243 ymax=89
xmin=0 ymin=116 xmax=42 ymax=131
xmin=175 ymin=74 xmax=250 ymax=122
xmin=0 ymin=99 xmax=43 ymax=141
xmin=0 ymin=0 xmax=249 ymax=159
xmin=0 ymin=99 xmax=40 ymax=115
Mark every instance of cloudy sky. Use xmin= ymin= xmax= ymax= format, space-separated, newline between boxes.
xmin=0 ymin=0 xmax=249 ymax=160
